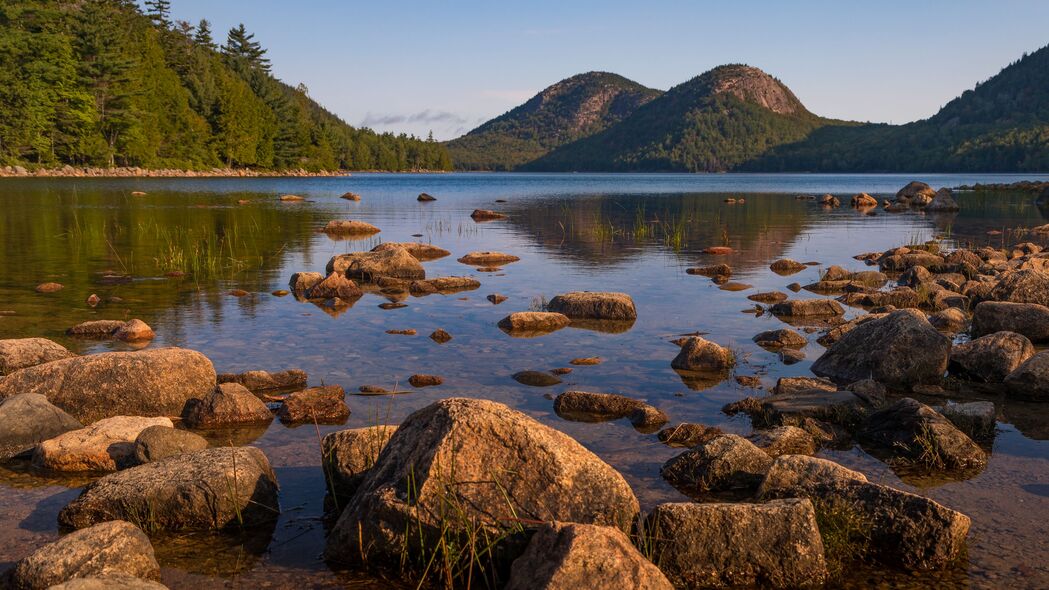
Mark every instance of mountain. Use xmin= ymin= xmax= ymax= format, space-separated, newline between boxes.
xmin=0 ymin=0 xmax=450 ymax=171
xmin=519 ymin=65 xmax=844 ymax=172
xmin=445 ymin=72 xmax=661 ymax=171
xmin=746 ymin=44 xmax=1049 ymax=172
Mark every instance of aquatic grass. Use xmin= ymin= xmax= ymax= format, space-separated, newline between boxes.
xmin=812 ymin=497 xmax=873 ymax=580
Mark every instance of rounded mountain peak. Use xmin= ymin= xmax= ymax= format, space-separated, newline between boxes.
xmin=689 ymin=64 xmax=808 ymax=115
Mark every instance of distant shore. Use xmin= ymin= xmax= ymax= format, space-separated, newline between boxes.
xmin=953 ymin=180 xmax=1049 ymax=192
xmin=0 ymin=165 xmax=450 ymax=179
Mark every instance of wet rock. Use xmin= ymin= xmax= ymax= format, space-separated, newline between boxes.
xmin=703 ymin=246 xmax=733 ymax=255
xmin=928 ymin=307 xmax=968 ymax=334
xmin=1003 ymin=350 xmax=1049 ymax=400
xmin=657 ymin=423 xmax=724 ymax=448
xmin=277 ymin=385 xmax=349 ymax=424
xmin=5 ymin=520 xmax=160 ymax=590
xmin=288 ymin=272 xmax=324 ymax=293
xmin=570 ymin=357 xmax=602 ymax=366
xmin=748 ymin=425 xmax=817 ymax=457
xmin=779 ymin=349 xmax=805 ymax=364
xmin=322 ymin=425 xmax=398 ymax=502
xmin=811 ymin=309 xmax=950 ymax=388
xmin=66 ymin=320 xmax=129 ymax=338
xmin=498 ymin=312 xmax=571 ymax=336
xmin=816 ymin=312 xmax=887 ymax=346
xmin=735 ymin=375 xmax=762 ymax=388
xmin=429 ymin=329 xmax=452 ymax=343
xmin=371 ymin=241 xmax=450 ymax=261
xmin=857 ymin=398 xmax=986 ymax=469
xmin=0 ymin=348 xmax=217 ymax=424
xmin=112 ymin=319 xmax=155 ymax=342
xmin=896 ymin=181 xmax=936 ymax=204
xmin=86 ymin=293 xmax=102 ymax=306
xmin=756 ymin=390 xmax=868 ymax=427
xmin=408 ymin=276 xmax=480 ymax=296
xmin=408 ymin=374 xmax=443 ymax=388
xmin=753 ymin=328 xmax=806 ymax=348
xmin=670 ymin=336 xmax=735 ymax=372
xmin=343 ymin=248 xmax=426 ymax=282
xmin=846 ymin=379 xmax=888 ymax=406
xmin=547 ymin=291 xmax=637 ymax=321
xmin=470 ymin=209 xmax=507 ymax=221
xmin=512 ymin=370 xmax=562 ymax=387
xmin=278 ymin=194 xmax=304 ymax=202
xmin=971 ymin=301 xmax=1049 ymax=342
xmin=0 ymin=394 xmax=82 ymax=460
xmin=757 ymin=461 xmax=970 ymax=571
xmin=216 ymin=369 xmax=308 ymax=394
xmin=321 ymin=220 xmax=380 ymax=235
xmin=324 ymin=398 xmax=640 ymax=563
xmin=898 ymin=265 xmax=931 ymax=288
xmin=756 ymin=455 xmax=867 ymax=498
xmin=357 ymin=385 xmax=389 ymax=394
xmin=769 ymin=259 xmax=807 ymax=275
xmin=987 ymin=269 xmax=1049 ymax=304
xmin=487 ymin=293 xmax=508 ymax=304
xmin=385 ymin=329 xmax=416 ymax=336
xmin=786 ymin=282 xmax=802 ymax=292
xmin=879 ymin=251 xmax=944 ymax=272
xmin=132 ymin=426 xmax=208 ymax=464
xmin=0 ymin=338 xmax=76 ymax=375
xmin=417 ymin=192 xmax=436 ymax=201
xmin=35 ymin=282 xmax=64 ymax=293
xmin=949 ymin=331 xmax=1033 ymax=382
xmin=660 ymin=434 xmax=773 ymax=498
xmin=686 ymin=264 xmax=732 ymax=277
xmin=646 ymin=499 xmax=827 ymax=589
xmin=554 ymin=391 xmax=667 ymax=430
xmin=306 ymin=272 xmax=363 ymax=300
xmin=936 ymin=401 xmax=996 ymax=440
xmin=505 ymin=522 xmax=673 ymax=590
xmin=46 ymin=575 xmax=168 ymax=589
xmin=719 ymin=281 xmax=752 ymax=291
xmin=769 ymin=299 xmax=844 ymax=317
xmin=182 ymin=383 xmax=273 ymax=428
xmin=772 ymin=377 xmax=837 ymax=396
xmin=819 ymin=194 xmax=841 ymax=207
xmin=851 ymin=193 xmax=878 ymax=207
xmin=457 ymin=251 xmax=520 ymax=265
xmin=33 ymin=416 xmax=173 ymax=472
xmin=58 ymin=447 xmax=280 ymax=532
xmin=925 ymin=188 xmax=960 ymax=212
xmin=340 ymin=192 xmax=361 ymax=201
xmin=748 ymin=291 xmax=788 ymax=304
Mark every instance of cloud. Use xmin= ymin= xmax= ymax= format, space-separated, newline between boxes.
xmin=360 ymin=110 xmax=468 ymax=128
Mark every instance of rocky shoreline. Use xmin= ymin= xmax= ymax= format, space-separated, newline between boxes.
xmin=953 ymin=179 xmax=1049 ymax=192
xmin=0 ymin=165 xmax=448 ymax=178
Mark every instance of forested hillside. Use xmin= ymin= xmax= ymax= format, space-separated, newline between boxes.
xmin=0 ymin=0 xmax=451 ymax=171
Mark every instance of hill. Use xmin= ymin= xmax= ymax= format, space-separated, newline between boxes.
xmin=518 ymin=65 xmax=847 ymax=172
xmin=0 ymin=0 xmax=451 ymax=171
xmin=445 ymin=72 xmax=661 ymax=171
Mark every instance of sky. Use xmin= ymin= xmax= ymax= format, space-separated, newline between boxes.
xmin=153 ymin=0 xmax=1049 ymax=141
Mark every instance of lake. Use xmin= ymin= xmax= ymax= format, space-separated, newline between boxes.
xmin=1 ymin=173 xmax=1047 ymax=589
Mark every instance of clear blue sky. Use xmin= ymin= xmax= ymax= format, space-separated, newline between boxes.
xmin=152 ymin=0 xmax=1049 ymax=140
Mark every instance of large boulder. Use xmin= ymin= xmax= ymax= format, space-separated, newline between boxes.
xmin=58 ymin=447 xmax=280 ymax=531
xmin=321 ymin=425 xmax=398 ymax=502
xmin=132 ymin=426 xmax=209 ymax=464
xmin=646 ymin=500 xmax=827 ymax=589
xmin=0 ymin=338 xmax=75 ymax=375
xmin=811 ymin=309 xmax=950 ymax=388
xmin=856 ymin=398 xmax=986 ymax=469
xmin=182 ymin=383 xmax=273 ymax=428
xmin=0 ymin=348 xmax=217 ymax=424
xmin=505 ymin=522 xmax=673 ymax=590
xmin=988 ymin=269 xmax=1049 ymax=305
xmin=925 ymin=188 xmax=960 ymax=212
xmin=33 ymin=416 xmax=173 ymax=472
xmin=895 ymin=181 xmax=936 ymax=203
xmin=971 ymin=301 xmax=1049 ymax=342
xmin=1004 ymin=351 xmax=1049 ymax=400
xmin=660 ymin=434 xmax=772 ymax=499
xmin=305 ymin=272 xmax=363 ymax=300
xmin=324 ymin=398 xmax=640 ymax=564
xmin=0 ymin=394 xmax=81 ymax=460
xmin=329 ymin=247 xmax=425 ymax=281
xmin=546 ymin=292 xmax=637 ymax=321
xmin=670 ymin=336 xmax=735 ymax=372
xmin=371 ymin=241 xmax=450 ymax=261
xmin=4 ymin=520 xmax=160 ymax=590
xmin=948 ymin=331 xmax=1034 ymax=382
xmin=288 ymin=272 xmax=324 ymax=293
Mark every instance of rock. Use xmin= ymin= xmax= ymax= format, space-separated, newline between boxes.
xmin=811 ymin=309 xmax=950 ymax=388
xmin=857 ymin=398 xmax=986 ymax=469
xmin=928 ymin=307 xmax=968 ymax=334
xmin=570 ymin=357 xmax=602 ymax=366
xmin=288 ymin=272 xmax=324 ymax=293
xmin=925 ymin=188 xmax=960 ymax=211
xmin=769 ymin=259 xmax=807 ymax=275
xmin=512 ymin=370 xmax=562 ymax=387
xmin=819 ymin=194 xmax=841 ymax=207
xmin=322 ymin=220 xmax=380 ymax=235
xmin=306 ymin=272 xmax=363 ymax=300
xmin=753 ymin=328 xmax=806 ymax=348
xmin=971 ymin=301 xmax=1049 ymax=342
xmin=0 ymin=394 xmax=82 ymax=460
xmin=757 ymin=463 xmax=969 ymax=571
xmin=132 ymin=426 xmax=208 ymax=464
xmin=371 ymin=242 xmax=450 ymax=261
xmin=670 ymin=336 xmax=735 ymax=372
xmin=898 ymin=265 xmax=932 ymax=288
xmin=879 ymin=251 xmax=945 ymax=272
xmin=755 ymin=390 xmax=867 ymax=427
xmin=749 ymin=425 xmax=817 ymax=457
xmin=45 ymin=574 xmax=168 ymax=589
xmin=554 ymin=391 xmax=667 ymax=430
xmin=321 ymin=425 xmax=398 ymax=502
xmin=385 ymin=329 xmax=416 ymax=335
xmin=5 ymin=520 xmax=160 ymax=590
xmin=0 ymin=338 xmax=76 ymax=375
xmin=703 ymin=246 xmax=733 ymax=255
xmin=35 ymin=282 xmax=64 ymax=293
xmin=66 ymin=320 xmax=128 ymax=338
xmin=340 ymin=192 xmax=361 ymax=201
xmin=113 ymin=319 xmax=155 ymax=342
xmin=408 ymin=374 xmax=443 ymax=388
xmin=949 ymin=331 xmax=1033 ymax=382
xmin=816 ymin=312 xmax=887 ymax=346
xmin=505 ymin=522 xmax=673 ymax=590
xmin=660 ymin=434 xmax=773 ymax=498
xmin=657 ymin=423 xmax=723 ymax=447
xmin=936 ymin=401 xmax=996 ymax=440
xmin=735 ymin=375 xmax=762 ymax=388
xmin=429 ymin=329 xmax=452 ymax=343
xmin=851 ymin=193 xmax=878 ymax=207
xmin=645 ymin=500 xmax=827 ymax=589
xmin=58 ymin=447 xmax=279 ymax=531
xmin=779 ymin=349 xmax=805 ymax=364
xmin=487 ymin=293 xmax=508 ymax=304
xmin=324 ymin=398 xmax=640 ymax=563
xmin=408 ymin=276 xmax=480 ymax=296
xmin=686 ymin=264 xmax=732 ymax=277
xmin=756 ymin=455 xmax=868 ymax=497
xmin=457 ymin=251 xmax=520 ymax=265
xmin=547 ymin=291 xmax=637 ymax=321
xmin=417 ymin=192 xmax=436 ymax=201
xmin=772 ymin=377 xmax=837 ymax=396
xmin=216 ymin=369 xmax=308 ymax=393
xmin=846 ymin=379 xmax=888 ymax=406
xmin=1004 ymin=350 xmax=1049 ymax=400
xmin=182 ymin=383 xmax=273 ymax=428
xmin=0 ymin=348 xmax=216 ymax=424
xmin=769 ymin=299 xmax=844 ymax=317
xmin=896 ymin=181 xmax=936 ymax=203
xmin=33 ymin=416 xmax=173 ymax=472
xmin=470 ymin=209 xmax=507 ymax=221
xmin=748 ymin=291 xmax=788 ymax=304
xmin=987 ymin=269 xmax=1049 ymax=305
xmin=342 ymin=248 xmax=425 ymax=282
xmin=277 ymin=385 xmax=349 ymax=424
xmin=498 ymin=312 xmax=571 ymax=336
xmin=278 ymin=194 xmax=304 ymax=202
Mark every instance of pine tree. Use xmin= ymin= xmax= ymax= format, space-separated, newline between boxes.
xmin=144 ymin=0 xmax=172 ymax=28
xmin=194 ymin=19 xmax=215 ymax=49
xmin=223 ymin=24 xmax=270 ymax=72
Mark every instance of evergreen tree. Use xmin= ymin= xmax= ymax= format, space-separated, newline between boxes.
xmin=194 ymin=19 xmax=215 ymax=49
xmin=144 ymin=0 xmax=172 ymax=28
xmin=223 ymin=24 xmax=270 ymax=72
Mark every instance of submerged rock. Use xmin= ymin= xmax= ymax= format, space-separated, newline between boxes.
xmin=748 ymin=291 xmax=788 ymax=304
xmin=35 ymin=282 xmax=64 ymax=293
xmin=748 ymin=425 xmax=818 ymax=457
xmin=408 ymin=374 xmax=443 ymax=388
xmin=547 ymin=291 xmax=637 ymax=321
xmin=277 ymin=385 xmax=349 ymax=424
xmin=408 ymin=276 xmax=480 ymax=296
xmin=0 ymin=338 xmax=76 ymax=375
xmin=182 ymin=383 xmax=273 ymax=428
xmin=322 ymin=425 xmax=398 ymax=502
xmin=660 ymin=434 xmax=773 ymax=498
xmin=470 ymin=209 xmax=507 ymax=221
xmin=554 ymin=391 xmax=667 ymax=430
xmin=948 ymin=331 xmax=1033 ymax=382
xmin=657 ymin=423 xmax=724 ymax=448
xmin=33 ymin=416 xmax=173 ymax=472
xmin=857 ymin=398 xmax=986 ymax=469
xmin=0 ymin=394 xmax=82 ymax=460
xmin=323 ymin=398 xmax=640 ymax=564
xmin=371 ymin=241 xmax=450 ymax=261
xmin=753 ymin=328 xmax=806 ymax=348
xmin=769 ymin=299 xmax=845 ymax=317
xmin=429 ymin=329 xmax=452 ymax=343
xmin=457 ymin=251 xmax=520 ymax=265
xmin=216 ymin=369 xmax=308 ymax=393
xmin=770 ymin=259 xmax=807 ymax=275
xmin=132 ymin=426 xmax=209 ymax=464
xmin=45 ymin=574 xmax=168 ymax=590
xmin=498 ymin=312 xmax=571 ymax=336
xmin=58 ymin=447 xmax=280 ymax=532
xmin=512 ymin=370 xmax=562 ymax=387
xmin=321 ymin=220 xmax=381 ymax=235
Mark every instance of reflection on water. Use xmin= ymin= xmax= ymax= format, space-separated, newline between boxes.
xmin=1 ymin=173 xmax=1049 ymax=589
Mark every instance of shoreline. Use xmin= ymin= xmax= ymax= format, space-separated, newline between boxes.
xmin=0 ymin=165 xmax=450 ymax=179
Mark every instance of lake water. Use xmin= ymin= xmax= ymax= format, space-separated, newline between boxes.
xmin=1 ymin=173 xmax=1048 ymax=589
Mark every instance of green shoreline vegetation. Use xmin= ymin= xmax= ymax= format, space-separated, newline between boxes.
xmin=0 ymin=0 xmax=452 ymax=173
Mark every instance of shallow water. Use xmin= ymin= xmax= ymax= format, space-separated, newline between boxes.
xmin=1 ymin=173 xmax=1048 ymax=589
